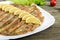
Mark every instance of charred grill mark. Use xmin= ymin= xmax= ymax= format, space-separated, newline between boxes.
xmin=8 ymin=21 xmax=24 ymax=33
xmin=0 ymin=15 xmax=14 ymax=27
xmin=0 ymin=12 xmax=5 ymax=16
xmin=0 ymin=14 xmax=9 ymax=21
xmin=0 ymin=22 xmax=4 ymax=27
xmin=2 ymin=15 xmax=14 ymax=23
xmin=0 ymin=5 xmax=43 ymax=36
xmin=0 ymin=17 xmax=19 ymax=32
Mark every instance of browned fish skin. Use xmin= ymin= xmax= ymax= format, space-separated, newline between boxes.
xmin=0 ymin=15 xmax=14 ymax=27
xmin=0 ymin=17 xmax=19 ymax=32
xmin=8 ymin=21 xmax=25 ymax=33
xmin=0 ymin=12 xmax=5 ymax=16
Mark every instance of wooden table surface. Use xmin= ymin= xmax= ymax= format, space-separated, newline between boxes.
xmin=0 ymin=0 xmax=60 ymax=40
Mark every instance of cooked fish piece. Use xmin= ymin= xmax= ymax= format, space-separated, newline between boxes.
xmin=0 ymin=13 xmax=9 ymax=21
xmin=0 ymin=11 xmax=5 ymax=16
xmin=0 ymin=4 xmax=44 ymax=36
xmin=0 ymin=17 xmax=19 ymax=32
xmin=8 ymin=21 xmax=25 ymax=33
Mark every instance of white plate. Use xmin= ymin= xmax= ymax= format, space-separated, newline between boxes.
xmin=0 ymin=1 xmax=55 ymax=39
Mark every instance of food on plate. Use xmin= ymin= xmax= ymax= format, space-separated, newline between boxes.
xmin=0 ymin=4 xmax=44 ymax=36
xmin=0 ymin=4 xmax=41 ymax=24
xmin=2 ymin=4 xmax=12 ymax=10
xmin=14 ymin=10 xmax=21 ymax=15
xmin=26 ymin=17 xmax=41 ymax=24
xmin=22 ymin=14 xmax=32 ymax=20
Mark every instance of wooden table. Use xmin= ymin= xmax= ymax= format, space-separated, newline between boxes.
xmin=0 ymin=0 xmax=60 ymax=40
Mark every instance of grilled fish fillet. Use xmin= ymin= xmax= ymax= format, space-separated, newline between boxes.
xmin=0 ymin=4 xmax=44 ymax=36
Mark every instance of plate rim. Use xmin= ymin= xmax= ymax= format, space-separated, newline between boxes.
xmin=0 ymin=1 xmax=55 ymax=39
